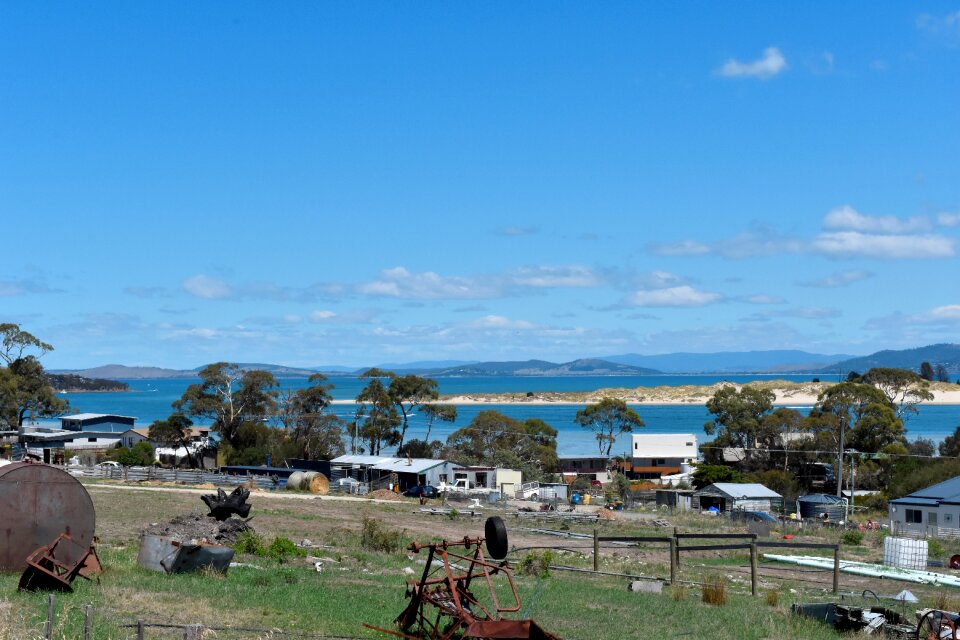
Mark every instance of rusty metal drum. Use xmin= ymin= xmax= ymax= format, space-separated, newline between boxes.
xmin=0 ymin=462 xmax=96 ymax=571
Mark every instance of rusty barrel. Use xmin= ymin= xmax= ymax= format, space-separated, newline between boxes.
xmin=0 ymin=462 xmax=96 ymax=571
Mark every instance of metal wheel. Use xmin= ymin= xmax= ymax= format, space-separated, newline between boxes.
xmin=918 ymin=609 xmax=957 ymax=640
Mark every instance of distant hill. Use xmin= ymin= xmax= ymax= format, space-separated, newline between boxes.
xmin=50 ymin=364 xmax=195 ymax=379
xmin=414 ymin=358 xmax=660 ymax=376
xmin=601 ymin=350 xmax=854 ymax=374
xmin=815 ymin=343 xmax=960 ymax=375
xmin=372 ymin=360 xmax=479 ymax=372
xmin=47 ymin=373 xmax=129 ymax=392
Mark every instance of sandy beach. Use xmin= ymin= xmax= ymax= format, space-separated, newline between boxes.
xmin=328 ymin=380 xmax=960 ymax=407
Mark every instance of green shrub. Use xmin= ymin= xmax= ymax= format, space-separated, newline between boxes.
xmin=517 ymin=550 xmax=553 ymax=577
xmin=360 ymin=516 xmax=405 ymax=553
xmin=842 ymin=530 xmax=864 ymax=546
xmin=234 ymin=530 xmax=268 ymax=556
xmin=269 ymin=536 xmax=306 ymax=562
xmin=447 ymin=508 xmax=460 ymax=521
xmin=929 ymin=539 xmax=945 ymax=558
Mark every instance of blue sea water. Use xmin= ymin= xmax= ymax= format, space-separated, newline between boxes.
xmin=57 ymin=375 xmax=960 ymax=456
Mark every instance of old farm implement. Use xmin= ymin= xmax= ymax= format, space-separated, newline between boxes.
xmin=365 ymin=517 xmax=560 ymax=640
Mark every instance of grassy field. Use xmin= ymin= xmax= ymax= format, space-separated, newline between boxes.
xmin=1 ymin=482 xmax=957 ymax=639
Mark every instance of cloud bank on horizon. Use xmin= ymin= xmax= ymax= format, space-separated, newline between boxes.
xmin=2 ymin=4 xmax=958 ymax=369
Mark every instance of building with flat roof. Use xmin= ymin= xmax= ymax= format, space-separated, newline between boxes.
xmin=60 ymin=413 xmax=136 ymax=433
xmin=629 ymin=433 xmax=698 ymax=479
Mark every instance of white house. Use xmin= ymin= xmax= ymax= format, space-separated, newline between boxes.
xmin=889 ymin=476 xmax=960 ymax=538
xmin=629 ymin=433 xmax=698 ymax=479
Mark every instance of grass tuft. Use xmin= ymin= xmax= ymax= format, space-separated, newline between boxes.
xmin=702 ymin=575 xmax=728 ymax=606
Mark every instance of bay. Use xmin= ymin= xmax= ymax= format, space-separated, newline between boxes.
xmin=58 ymin=375 xmax=960 ymax=456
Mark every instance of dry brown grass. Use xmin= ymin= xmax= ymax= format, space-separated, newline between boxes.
xmin=702 ymin=575 xmax=728 ymax=606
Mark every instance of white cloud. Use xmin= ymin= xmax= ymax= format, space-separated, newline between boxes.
xmin=309 ymin=310 xmax=337 ymax=322
xmin=930 ymin=305 xmax=960 ymax=320
xmin=822 ymin=205 xmax=930 ymax=233
xmin=823 ymin=52 xmax=834 ymax=72
xmin=508 ymin=265 xmax=602 ymax=288
xmin=812 ymin=231 xmax=954 ymax=259
xmin=467 ymin=315 xmax=538 ymax=330
xmin=627 ymin=286 xmax=722 ymax=307
xmin=799 ymin=270 xmax=873 ymax=288
xmin=495 ymin=226 xmax=538 ymax=237
xmin=649 ymin=240 xmax=711 ymax=256
xmin=183 ymin=275 xmax=234 ymax=300
xmin=938 ymin=212 xmax=960 ymax=227
xmin=741 ymin=294 xmax=786 ymax=305
xmin=0 ymin=278 xmax=61 ymax=296
xmin=917 ymin=11 xmax=960 ymax=45
xmin=716 ymin=227 xmax=804 ymax=258
xmin=748 ymin=307 xmax=841 ymax=321
xmin=718 ymin=47 xmax=787 ymax=79
xmin=358 ymin=267 xmax=491 ymax=299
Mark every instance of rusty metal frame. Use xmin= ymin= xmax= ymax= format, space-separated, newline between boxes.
xmin=366 ymin=533 xmax=559 ymax=640
xmin=18 ymin=533 xmax=102 ymax=592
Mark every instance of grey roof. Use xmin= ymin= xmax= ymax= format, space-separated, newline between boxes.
xmin=890 ymin=497 xmax=940 ymax=507
xmin=557 ymin=454 xmax=609 ymax=460
xmin=889 ymin=475 xmax=960 ymax=506
xmin=330 ymin=455 xmax=393 ymax=466
xmin=694 ymin=483 xmax=782 ymax=499
xmin=60 ymin=413 xmax=137 ymax=422
xmin=371 ymin=458 xmax=448 ymax=474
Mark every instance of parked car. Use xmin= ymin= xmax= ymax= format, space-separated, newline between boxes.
xmin=403 ymin=485 xmax=439 ymax=499
xmin=96 ymin=461 xmax=121 ymax=469
xmin=730 ymin=510 xmax=778 ymax=524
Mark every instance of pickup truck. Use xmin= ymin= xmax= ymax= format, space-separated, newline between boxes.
xmin=437 ymin=479 xmax=490 ymax=494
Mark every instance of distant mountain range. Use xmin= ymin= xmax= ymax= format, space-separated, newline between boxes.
xmin=49 ymin=343 xmax=960 ymax=381
xmin=601 ymin=350 xmax=855 ymax=374
xmin=815 ymin=343 xmax=960 ymax=375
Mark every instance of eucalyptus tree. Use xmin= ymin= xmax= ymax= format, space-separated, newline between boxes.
xmin=444 ymin=410 xmax=558 ymax=482
xmin=703 ymin=385 xmax=776 ymax=469
xmin=355 ymin=374 xmax=401 ymax=455
xmin=173 ymin=362 xmax=279 ymax=448
xmin=276 ymin=373 xmax=344 ymax=460
xmin=0 ymin=324 xmax=68 ymax=428
xmin=806 ymin=381 xmax=904 ymax=497
xmin=421 ymin=403 xmax=457 ymax=443
xmin=862 ymin=367 xmax=933 ymax=419
xmin=574 ymin=397 xmax=644 ymax=457
xmin=387 ymin=374 xmax=439 ymax=451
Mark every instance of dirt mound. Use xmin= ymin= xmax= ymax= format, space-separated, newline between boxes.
xmin=142 ymin=513 xmax=253 ymax=544
xmin=597 ymin=509 xmax=622 ymax=521
xmin=368 ymin=489 xmax=402 ymax=501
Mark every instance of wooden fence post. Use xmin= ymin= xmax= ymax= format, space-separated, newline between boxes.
xmin=669 ymin=536 xmax=677 ymax=586
xmin=833 ymin=545 xmax=840 ymax=594
xmin=45 ymin=594 xmax=55 ymax=640
xmin=750 ymin=542 xmax=758 ymax=596
xmin=83 ymin=604 xmax=92 ymax=640
xmin=593 ymin=529 xmax=599 ymax=572
xmin=137 ymin=619 xmax=145 ymax=640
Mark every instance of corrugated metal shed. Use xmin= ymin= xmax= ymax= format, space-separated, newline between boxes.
xmin=696 ymin=483 xmax=782 ymax=499
xmin=372 ymin=458 xmax=448 ymax=474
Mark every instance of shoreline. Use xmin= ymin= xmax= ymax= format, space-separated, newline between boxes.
xmin=330 ymin=381 xmax=960 ymax=406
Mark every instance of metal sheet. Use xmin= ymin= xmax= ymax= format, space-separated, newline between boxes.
xmin=0 ymin=462 xmax=96 ymax=571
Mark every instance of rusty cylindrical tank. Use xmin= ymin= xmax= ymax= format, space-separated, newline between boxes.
xmin=0 ymin=462 xmax=96 ymax=571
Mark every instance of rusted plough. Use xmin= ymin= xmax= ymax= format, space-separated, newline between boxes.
xmin=18 ymin=533 xmax=102 ymax=592
xmin=365 ymin=517 xmax=560 ymax=640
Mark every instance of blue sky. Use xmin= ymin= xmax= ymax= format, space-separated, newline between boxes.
xmin=2 ymin=3 xmax=959 ymax=369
